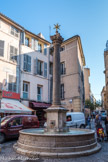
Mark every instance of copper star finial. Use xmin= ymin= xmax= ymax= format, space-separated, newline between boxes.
xmin=54 ymin=23 xmax=61 ymax=32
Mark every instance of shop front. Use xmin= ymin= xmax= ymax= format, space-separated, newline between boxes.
xmin=29 ymin=102 xmax=51 ymax=127
xmin=0 ymin=91 xmax=34 ymax=118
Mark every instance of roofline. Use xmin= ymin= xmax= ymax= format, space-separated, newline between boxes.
xmin=0 ymin=12 xmax=50 ymax=44
xmin=0 ymin=12 xmax=24 ymax=30
xmin=25 ymin=29 xmax=51 ymax=45
xmin=62 ymin=35 xmax=79 ymax=44
xmin=62 ymin=35 xmax=86 ymax=66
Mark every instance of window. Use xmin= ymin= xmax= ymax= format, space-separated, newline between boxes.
xmin=37 ymin=60 xmax=43 ymax=75
xmin=25 ymin=37 xmax=29 ymax=47
xmin=66 ymin=115 xmax=72 ymax=121
xmin=38 ymin=43 xmax=42 ymax=53
xmin=23 ymin=82 xmax=29 ymax=99
xmin=37 ymin=86 xmax=42 ymax=101
xmin=62 ymin=46 xmax=65 ymax=51
xmin=8 ymin=75 xmax=16 ymax=92
xmin=0 ymin=40 xmax=4 ymax=57
xmin=61 ymin=84 xmax=65 ymax=99
xmin=34 ymin=59 xmax=47 ymax=77
xmin=9 ymin=117 xmax=22 ymax=127
xmin=44 ymin=62 xmax=47 ymax=78
xmin=20 ymin=32 xmax=25 ymax=45
xmin=10 ymin=46 xmax=18 ymax=62
xmin=49 ymin=62 xmax=53 ymax=75
xmin=31 ymin=38 xmax=35 ymax=50
xmin=0 ymin=19 xmax=1 ymax=28
xmin=61 ymin=62 xmax=66 ymax=75
xmin=44 ymin=44 xmax=47 ymax=55
xmin=23 ymin=55 xmax=31 ymax=72
xmin=81 ymin=71 xmax=84 ymax=81
xmin=11 ymin=26 xmax=19 ymax=37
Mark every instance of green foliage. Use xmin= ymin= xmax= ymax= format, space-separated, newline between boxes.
xmin=85 ymin=99 xmax=95 ymax=111
xmin=85 ymin=99 xmax=102 ymax=112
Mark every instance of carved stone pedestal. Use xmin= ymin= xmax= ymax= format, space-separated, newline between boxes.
xmin=45 ymin=107 xmax=69 ymax=133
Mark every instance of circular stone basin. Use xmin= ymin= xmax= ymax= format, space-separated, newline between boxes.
xmin=13 ymin=128 xmax=101 ymax=158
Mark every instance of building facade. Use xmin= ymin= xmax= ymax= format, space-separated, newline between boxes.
xmin=0 ymin=13 xmax=23 ymax=93
xmin=84 ymin=68 xmax=90 ymax=100
xmin=0 ymin=13 xmax=86 ymax=118
xmin=49 ymin=35 xmax=86 ymax=112
xmin=101 ymin=86 xmax=106 ymax=109
xmin=103 ymin=40 xmax=108 ymax=111
xmin=0 ymin=13 xmax=51 ymax=124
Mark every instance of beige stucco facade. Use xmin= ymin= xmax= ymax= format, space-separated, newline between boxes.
xmin=0 ymin=15 xmax=21 ymax=92
xmin=84 ymin=68 xmax=90 ymax=100
xmin=104 ymin=45 xmax=108 ymax=111
xmin=101 ymin=86 xmax=106 ymax=109
xmin=60 ymin=37 xmax=85 ymax=112
xmin=49 ymin=36 xmax=85 ymax=112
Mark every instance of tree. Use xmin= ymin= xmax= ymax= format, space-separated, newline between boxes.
xmin=85 ymin=99 xmax=95 ymax=112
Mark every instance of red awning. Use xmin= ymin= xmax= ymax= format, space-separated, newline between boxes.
xmin=31 ymin=102 xmax=51 ymax=108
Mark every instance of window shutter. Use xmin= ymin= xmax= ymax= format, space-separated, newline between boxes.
xmin=23 ymin=54 xmax=27 ymax=71
xmin=21 ymin=32 xmax=25 ymax=44
xmin=34 ymin=59 xmax=37 ymax=75
xmin=27 ymin=55 xmax=31 ymax=72
xmin=15 ymin=48 xmax=17 ymax=55
xmin=44 ymin=62 xmax=47 ymax=78
xmin=44 ymin=44 xmax=47 ymax=55
xmin=36 ymin=58 xmax=38 ymax=74
xmin=35 ymin=40 xmax=38 ymax=51
xmin=31 ymin=38 xmax=34 ymax=50
xmin=0 ymin=40 xmax=4 ymax=57
xmin=0 ymin=19 xmax=1 ymax=28
xmin=10 ymin=46 xmax=14 ymax=60
xmin=60 ymin=63 xmax=62 ymax=75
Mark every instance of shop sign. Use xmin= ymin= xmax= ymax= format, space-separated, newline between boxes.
xmin=2 ymin=91 xmax=20 ymax=100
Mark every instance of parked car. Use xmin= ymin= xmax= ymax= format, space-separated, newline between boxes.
xmin=100 ymin=111 xmax=107 ymax=120
xmin=66 ymin=112 xmax=86 ymax=128
xmin=0 ymin=115 xmax=39 ymax=143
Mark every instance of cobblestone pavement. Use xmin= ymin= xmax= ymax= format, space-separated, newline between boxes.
xmin=0 ymin=140 xmax=108 ymax=162
xmin=0 ymin=120 xmax=108 ymax=162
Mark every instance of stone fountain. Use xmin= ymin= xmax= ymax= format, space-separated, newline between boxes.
xmin=13 ymin=25 xmax=101 ymax=158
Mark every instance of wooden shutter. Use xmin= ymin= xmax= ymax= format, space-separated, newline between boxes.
xmin=34 ymin=59 xmax=37 ymax=75
xmin=32 ymin=38 xmax=34 ymax=50
xmin=27 ymin=55 xmax=31 ymax=72
xmin=21 ymin=32 xmax=25 ymax=44
xmin=35 ymin=40 xmax=38 ymax=51
xmin=10 ymin=46 xmax=14 ymax=60
xmin=36 ymin=58 xmax=38 ymax=74
xmin=44 ymin=44 xmax=47 ymax=55
xmin=44 ymin=62 xmax=47 ymax=78
xmin=23 ymin=54 xmax=27 ymax=71
xmin=0 ymin=40 xmax=4 ymax=57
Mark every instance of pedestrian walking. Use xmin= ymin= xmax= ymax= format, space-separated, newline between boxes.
xmin=87 ymin=115 xmax=91 ymax=129
xmin=95 ymin=114 xmax=100 ymax=129
xmin=105 ymin=115 xmax=108 ymax=140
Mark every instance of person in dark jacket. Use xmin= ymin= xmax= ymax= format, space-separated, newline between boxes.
xmin=105 ymin=116 xmax=108 ymax=139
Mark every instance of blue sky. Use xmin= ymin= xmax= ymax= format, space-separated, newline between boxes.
xmin=1 ymin=0 xmax=108 ymax=100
